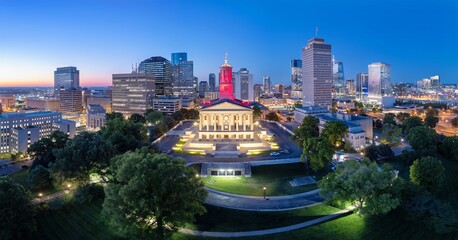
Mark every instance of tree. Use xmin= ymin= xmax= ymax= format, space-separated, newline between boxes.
xmin=129 ymin=113 xmax=146 ymax=124
xmin=52 ymin=132 xmax=115 ymax=184
xmin=28 ymin=131 xmax=69 ymax=169
xmin=440 ymin=136 xmax=458 ymax=162
xmin=28 ymin=165 xmax=51 ymax=190
xmin=451 ymin=117 xmax=458 ymax=128
xmin=380 ymin=124 xmax=401 ymax=145
xmin=364 ymin=144 xmax=379 ymax=161
xmin=252 ymin=106 xmax=262 ymax=120
xmin=0 ymin=177 xmax=36 ymax=239
xmin=321 ymin=121 xmax=348 ymax=147
xmin=424 ymin=115 xmax=439 ymax=128
xmin=410 ymin=156 xmax=445 ymax=193
xmin=185 ymin=109 xmax=199 ymax=119
xmin=319 ymin=159 xmax=404 ymax=215
xmin=403 ymin=116 xmax=423 ymax=133
xmin=102 ymin=150 xmax=207 ymax=240
xmin=292 ymin=115 xmax=319 ymax=149
xmin=383 ymin=113 xmax=397 ymax=126
xmin=302 ymin=137 xmax=334 ymax=171
xmin=106 ymin=112 xmax=124 ymax=121
xmin=377 ymin=144 xmax=394 ymax=159
xmin=407 ymin=126 xmax=437 ymax=157
xmin=145 ymin=110 xmax=164 ymax=124
xmin=99 ymin=118 xmax=147 ymax=153
xmin=266 ymin=111 xmax=279 ymax=121
xmin=396 ymin=112 xmax=411 ymax=123
xmin=426 ymin=107 xmax=439 ymax=117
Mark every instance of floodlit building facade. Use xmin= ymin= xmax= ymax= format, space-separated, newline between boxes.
xmin=112 ymin=73 xmax=155 ymax=117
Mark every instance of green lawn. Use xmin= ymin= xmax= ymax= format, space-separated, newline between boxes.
xmin=34 ymin=200 xmax=120 ymax=240
xmin=187 ymin=204 xmax=341 ymax=232
xmin=202 ymin=163 xmax=318 ymax=196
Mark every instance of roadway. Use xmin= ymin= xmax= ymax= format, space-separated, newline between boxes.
xmin=205 ymin=188 xmax=323 ymax=211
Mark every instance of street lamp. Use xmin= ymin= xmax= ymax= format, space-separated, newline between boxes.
xmin=38 ymin=193 xmax=43 ymax=198
xmin=263 ymin=187 xmax=266 ymax=200
xmin=196 ymin=174 xmax=199 ymax=178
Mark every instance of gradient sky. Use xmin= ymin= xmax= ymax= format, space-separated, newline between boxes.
xmin=0 ymin=0 xmax=457 ymax=87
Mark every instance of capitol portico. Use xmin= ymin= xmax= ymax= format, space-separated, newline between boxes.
xmin=198 ymin=100 xmax=255 ymax=140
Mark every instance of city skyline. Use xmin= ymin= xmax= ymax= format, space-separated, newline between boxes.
xmin=0 ymin=0 xmax=457 ymax=87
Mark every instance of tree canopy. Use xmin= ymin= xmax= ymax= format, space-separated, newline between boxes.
xmin=252 ymin=106 xmax=262 ymax=120
xmin=403 ymin=116 xmax=423 ymax=133
xmin=383 ymin=113 xmax=397 ymax=126
xmin=440 ymin=136 xmax=458 ymax=162
xmin=409 ymin=156 xmax=445 ymax=193
xmin=451 ymin=117 xmax=458 ymax=128
xmin=106 ymin=112 xmax=124 ymax=121
xmin=145 ymin=110 xmax=164 ymax=124
xmin=321 ymin=121 xmax=348 ymax=147
xmin=0 ymin=177 xmax=36 ymax=240
xmin=407 ymin=126 xmax=437 ymax=157
xmin=102 ymin=150 xmax=207 ymax=240
xmin=381 ymin=124 xmax=401 ymax=145
xmin=292 ymin=115 xmax=319 ymax=149
xmin=52 ymin=132 xmax=115 ymax=184
xmin=129 ymin=113 xmax=147 ymax=124
xmin=302 ymin=137 xmax=334 ymax=171
xmin=319 ymin=159 xmax=404 ymax=215
xmin=28 ymin=165 xmax=52 ymax=190
xmin=395 ymin=112 xmax=411 ymax=123
xmin=28 ymin=131 xmax=69 ymax=169
xmin=266 ymin=111 xmax=280 ymax=121
xmin=99 ymin=118 xmax=147 ymax=153
xmin=424 ymin=115 xmax=439 ymax=128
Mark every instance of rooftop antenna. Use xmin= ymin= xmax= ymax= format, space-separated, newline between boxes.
xmin=135 ymin=62 xmax=138 ymax=73
xmin=131 ymin=64 xmax=134 ymax=73
xmin=315 ymin=26 xmax=318 ymax=37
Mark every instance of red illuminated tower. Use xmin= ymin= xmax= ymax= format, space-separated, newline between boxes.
xmin=219 ymin=52 xmax=234 ymax=100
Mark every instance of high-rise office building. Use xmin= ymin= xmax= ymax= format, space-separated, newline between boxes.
xmin=356 ymin=73 xmax=369 ymax=100
xmin=112 ymin=72 xmax=155 ymax=116
xmin=54 ymin=67 xmax=80 ymax=94
xmin=199 ymin=81 xmax=209 ymax=98
xmin=138 ymin=56 xmax=172 ymax=96
xmin=332 ymin=59 xmax=345 ymax=97
xmin=274 ymin=84 xmax=284 ymax=95
xmin=172 ymin=61 xmax=195 ymax=98
xmin=234 ymin=68 xmax=253 ymax=101
xmin=208 ymin=73 xmax=216 ymax=92
xmin=430 ymin=75 xmax=440 ymax=87
xmin=302 ymin=38 xmax=332 ymax=108
xmin=59 ymin=89 xmax=83 ymax=114
xmin=263 ymin=76 xmax=271 ymax=94
xmin=345 ymin=79 xmax=356 ymax=95
xmin=171 ymin=52 xmax=187 ymax=66
xmin=291 ymin=60 xmax=302 ymax=98
xmin=368 ymin=62 xmax=391 ymax=98
xmin=253 ymin=84 xmax=262 ymax=102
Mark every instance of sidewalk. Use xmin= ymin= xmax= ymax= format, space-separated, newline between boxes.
xmin=179 ymin=208 xmax=353 ymax=238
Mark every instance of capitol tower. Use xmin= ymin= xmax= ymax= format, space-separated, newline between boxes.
xmin=219 ymin=53 xmax=234 ymax=100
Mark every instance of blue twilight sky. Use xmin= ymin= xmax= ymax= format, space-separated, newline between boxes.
xmin=0 ymin=0 xmax=457 ymax=87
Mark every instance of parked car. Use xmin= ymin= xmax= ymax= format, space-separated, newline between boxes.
xmin=270 ymin=152 xmax=280 ymax=156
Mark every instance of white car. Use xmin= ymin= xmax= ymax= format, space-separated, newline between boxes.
xmin=270 ymin=152 xmax=280 ymax=156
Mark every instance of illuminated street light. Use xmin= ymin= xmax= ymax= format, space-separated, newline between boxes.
xmin=196 ymin=174 xmax=199 ymax=178
xmin=38 ymin=193 xmax=43 ymax=198
xmin=263 ymin=187 xmax=267 ymax=200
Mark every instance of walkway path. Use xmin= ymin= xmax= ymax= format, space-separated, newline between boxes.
xmin=179 ymin=208 xmax=352 ymax=238
xmin=205 ymin=188 xmax=323 ymax=211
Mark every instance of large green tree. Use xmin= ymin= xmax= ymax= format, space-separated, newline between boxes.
xmin=440 ymin=136 xmax=458 ymax=162
xmin=292 ymin=115 xmax=319 ymax=149
xmin=252 ymin=106 xmax=262 ymax=120
xmin=28 ymin=131 xmax=69 ymax=169
xmin=145 ymin=110 xmax=164 ymax=124
xmin=266 ymin=111 xmax=280 ymax=121
xmin=0 ymin=177 xmax=36 ymax=239
xmin=383 ymin=113 xmax=397 ymax=126
xmin=103 ymin=150 xmax=207 ymax=240
xmin=106 ymin=112 xmax=124 ymax=121
xmin=321 ymin=121 xmax=348 ymax=147
xmin=302 ymin=137 xmax=334 ymax=171
xmin=319 ymin=159 xmax=404 ymax=214
xmin=410 ymin=156 xmax=445 ymax=193
xmin=403 ymin=116 xmax=423 ymax=133
xmin=424 ymin=115 xmax=439 ymax=128
xmin=129 ymin=113 xmax=147 ymax=124
xmin=407 ymin=126 xmax=437 ymax=157
xmin=52 ymin=132 xmax=115 ymax=184
xmin=99 ymin=118 xmax=147 ymax=153
xmin=28 ymin=165 xmax=52 ymax=190
xmin=381 ymin=124 xmax=401 ymax=145
xmin=395 ymin=112 xmax=411 ymax=123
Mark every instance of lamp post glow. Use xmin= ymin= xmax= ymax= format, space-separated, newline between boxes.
xmin=263 ymin=187 xmax=266 ymax=200
xmin=38 ymin=193 xmax=43 ymax=198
